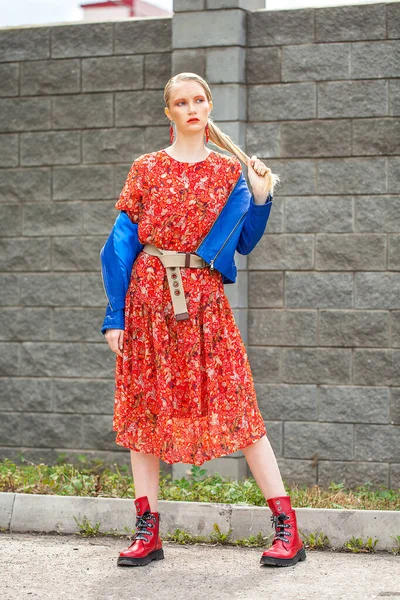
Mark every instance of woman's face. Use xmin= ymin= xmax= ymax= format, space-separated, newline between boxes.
xmin=165 ymin=81 xmax=213 ymax=137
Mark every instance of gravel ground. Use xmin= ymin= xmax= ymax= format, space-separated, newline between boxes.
xmin=0 ymin=533 xmax=399 ymax=600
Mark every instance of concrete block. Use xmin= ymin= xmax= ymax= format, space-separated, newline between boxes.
xmin=21 ymin=59 xmax=80 ymax=96
xmin=276 ymin=457 xmax=317 ymax=487
xmin=0 ymin=308 xmax=51 ymax=341
xmin=318 ymin=80 xmax=388 ymax=119
xmin=206 ymin=47 xmax=246 ymax=83
xmin=145 ymin=53 xmax=171 ymax=89
xmin=393 ymin=312 xmax=400 ymax=350
xmin=285 ymin=272 xmax=353 ymax=309
xmin=19 ymin=342 xmax=82 ymax=378
xmin=317 ymin=157 xmax=386 ymax=195
xmin=246 ymin=123 xmax=280 ymax=158
xmin=0 ymin=168 xmax=51 ymax=202
xmin=223 ymin=271 xmax=247 ymax=308
xmin=285 ymin=195 xmax=353 ymax=233
xmin=0 ymin=27 xmax=50 ymax=62
xmin=0 ymin=134 xmax=18 ymax=168
xmin=0 ymin=378 xmax=53 ymax=412
xmin=315 ymin=5 xmax=386 ymax=42
xmin=82 ymin=128 xmax=145 ymax=164
xmin=263 ymin=420 xmax=283 ymax=457
xmin=21 ymin=131 xmax=81 ymax=167
xmin=206 ymin=0 xmax=265 ymax=8
xmin=0 ymin=238 xmax=51 ymax=271
xmin=0 ymin=97 xmax=51 ymax=132
xmin=388 ymin=3 xmax=400 ymax=39
xmin=53 ymin=308 xmax=104 ymax=342
xmin=388 ymin=157 xmax=400 ymax=193
xmin=391 ymin=463 xmax=400 ymax=489
xmin=79 ymin=342 xmax=116 ymax=379
xmin=389 ymin=80 xmax=400 ymax=116
xmin=114 ymin=19 xmax=171 ymax=55
xmin=247 ymin=347 xmax=282 ymax=383
xmin=82 ymin=55 xmax=143 ymax=92
xmin=0 ymin=63 xmax=19 ymax=97
xmin=283 ymin=43 xmax=350 ymax=82
xmin=172 ymin=455 xmax=247 ymax=481
xmin=353 ymin=350 xmax=400 ymax=387
xmin=248 ymin=83 xmax=316 ymax=121
xmin=247 ymin=8 xmax=314 ymax=47
xmin=81 ymin=273 xmax=107 ymax=307
xmin=355 ymin=272 xmax=400 ymax=310
xmin=231 ymin=308 xmax=247 ymax=343
xmin=52 ymin=236 xmax=103 ymax=271
xmin=81 ymin=414 xmax=116 ymax=451
xmin=353 ymin=118 xmax=400 ymax=156
xmin=53 ymin=166 xmax=114 ymax=201
xmin=0 ymin=492 xmax=15 ymax=530
xmin=246 ymin=47 xmax=281 ymax=85
xmin=351 ymin=41 xmax=400 ymax=79
xmin=318 ymin=385 xmax=390 ymax=424
xmin=319 ymin=310 xmax=389 ymax=348
xmin=23 ymin=203 xmax=83 ymax=236
xmin=0 ymin=204 xmax=21 ymax=236
xmin=83 ymin=202 xmax=116 ymax=234
xmin=318 ymin=461 xmax=389 ymax=488
xmin=52 ymin=94 xmax=113 ymax=130
xmin=0 ymin=275 xmax=19 ymax=306
xmin=20 ymin=273 xmax=81 ymax=307
xmin=173 ymin=10 xmax=245 ymax=49
xmin=115 ymin=90 xmax=166 ymax=126
xmin=0 ymin=343 xmax=20 ymax=376
xmin=248 ymin=309 xmax=317 ymax=346
xmin=173 ymin=0 xmax=205 ymax=11
xmin=255 ymin=383 xmax=318 ymax=421
xmin=355 ymin=424 xmax=400 ymax=462
xmin=248 ymin=233 xmax=313 ymax=270
xmin=283 ymin=347 xmax=352 ymax=384
xmin=0 ymin=412 xmax=22 ymax=444
xmin=51 ymin=23 xmax=113 ymax=58
xmin=285 ymin=421 xmax=353 ymax=460
xmin=53 ymin=379 xmax=114 ymax=414
xmin=145 ymin=127 xmax=170 ymax=154
xmin=248 ymin=272 xmax=284 ymax=308
xmin=21 ymin=413 xmax=83 ymax=448
xmin=281 ymin=119 xmax=351 ymax=157
xmin=172 ymin=49 xmax=206 ymax=79
xmin=316 ymin=233 xmax=386 ymax=271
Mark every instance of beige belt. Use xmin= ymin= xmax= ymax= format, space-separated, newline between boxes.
xmin=142 ymin=243 xmax=207 ymax=321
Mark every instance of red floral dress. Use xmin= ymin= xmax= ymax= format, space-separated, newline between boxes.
xmin=113 ymin=149 xmax=267 ymax=466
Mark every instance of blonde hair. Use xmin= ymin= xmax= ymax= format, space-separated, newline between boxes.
xmin=164 ymin=72 xmax=281 ymax=194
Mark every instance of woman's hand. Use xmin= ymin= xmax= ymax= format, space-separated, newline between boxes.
xmin=247 ymin=155 xmax=273 ymax=204
xmin=105 ymin=328 xmax=124 ymax=357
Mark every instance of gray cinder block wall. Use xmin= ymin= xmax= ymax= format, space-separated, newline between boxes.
xmin=0 ymin=1 xmax=399 ymax=489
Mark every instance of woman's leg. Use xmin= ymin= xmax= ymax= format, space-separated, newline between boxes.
xmin=130 ymin=450 xmax=160 ymax=512
xmin=241 ymin=435 xmax=286 ymax=499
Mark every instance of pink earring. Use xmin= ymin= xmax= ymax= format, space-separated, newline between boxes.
xmin=170 ymin=122 xmax=174 ymax=144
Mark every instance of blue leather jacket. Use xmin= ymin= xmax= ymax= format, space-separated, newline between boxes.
xmin=100 ymin=170 xmax=273 ymax=334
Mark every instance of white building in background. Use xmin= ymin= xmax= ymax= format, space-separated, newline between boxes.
xmin=80 ymin=0 xmax=171 ymax=21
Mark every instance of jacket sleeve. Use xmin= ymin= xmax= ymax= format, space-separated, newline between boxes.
xmin=100 ymin=211 xmax=144 ymax=335
xmin=236 ymin=193 xmax=273 ymax=255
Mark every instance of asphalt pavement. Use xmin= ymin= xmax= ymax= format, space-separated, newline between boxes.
xmin=1 ymin=532 xmax=399 ymax=600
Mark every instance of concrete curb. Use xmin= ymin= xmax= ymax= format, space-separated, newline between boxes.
xmin=1 ymin=492 xmax=399 ymax=551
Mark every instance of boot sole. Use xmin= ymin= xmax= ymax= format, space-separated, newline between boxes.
xmin=260 ymin=546 xmax=307 ymax=567
xmin=117 ymin=548 xmax=164 ymax=567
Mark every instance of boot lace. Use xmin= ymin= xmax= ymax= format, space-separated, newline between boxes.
xmin=132 ymin=510 xmax=156 ymax=542
xmin=270 ymin=512 xmax=292 ymax=544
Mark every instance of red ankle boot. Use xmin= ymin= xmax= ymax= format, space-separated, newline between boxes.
xmin=260 ymin=495 xmax=306 ymax=567
xmin=117 ymin=495 xmax=164 ymax=567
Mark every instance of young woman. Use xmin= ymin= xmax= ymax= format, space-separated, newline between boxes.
xmin=101 ymin=72 xmax=306 ymax=568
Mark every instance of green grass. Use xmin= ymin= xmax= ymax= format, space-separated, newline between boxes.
xmin=0 ymin=454 xmax=399 ymax=511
